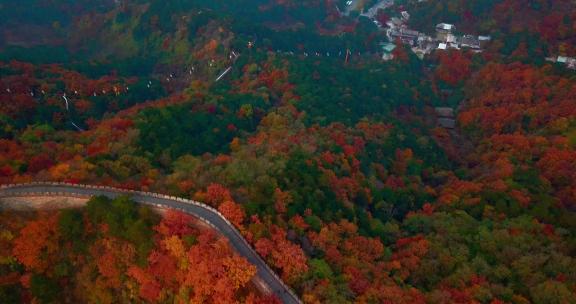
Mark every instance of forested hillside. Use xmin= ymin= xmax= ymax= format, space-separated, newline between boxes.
xmin=0 ymin=197 xmax=266 ymax=302
xmin=1 ymin=0 xmax=576 ymax=303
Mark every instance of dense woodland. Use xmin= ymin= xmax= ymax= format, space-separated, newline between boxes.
xmin=0 ymin=197 xmax=268 ymax=303
xmin=1 ymin=0 xmax=576 ymax=303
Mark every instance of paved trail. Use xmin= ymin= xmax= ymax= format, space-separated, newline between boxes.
xmin=0 ymin=183 xmax=301 ymax=304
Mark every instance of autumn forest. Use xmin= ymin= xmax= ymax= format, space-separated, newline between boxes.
xmin=1 ymin=0 xmax=576 ymax=303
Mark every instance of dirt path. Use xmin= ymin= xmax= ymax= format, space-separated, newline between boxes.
xmin=0 ymin=196 xmax=88 ymax=211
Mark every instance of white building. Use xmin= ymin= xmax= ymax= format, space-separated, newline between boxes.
xmin=436 ymin=23 xmax=455 ymax=33
xmin=381 ymin=42 xmax=397 ymax=61
xmin=436 ymin=23 xmax=456 ymax=42
xmin=401 ymin=11 xmax=410 ymax=21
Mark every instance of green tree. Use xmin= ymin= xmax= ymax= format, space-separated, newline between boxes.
xmin=30 ymin=274 xmax=59 ymax=304
xmin=58 ymin=209 xmax=84 ymax=242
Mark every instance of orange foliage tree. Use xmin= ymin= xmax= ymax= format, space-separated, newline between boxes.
xmin=12 ymin=212 xmax=60 ymax=273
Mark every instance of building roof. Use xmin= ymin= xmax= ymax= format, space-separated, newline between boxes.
xmin=448 ymin=42 xmax=460 ymax=49
xmin=435 ymin=107 xmax=455 ymax=118
xmin=436 ymin=23 xmax=455 ymax=31
xmin=438 ymin=118 xmax=456 ymax=129
xmin=381 ymin=43 xmax=397 ymax=53
xmin=389 ymin=28 xmax=420 ymax=40
xmin=557 ymin=56 xmax=569 ymax=63
xmin=390 ymin=17 xmax=403 ymax=25
xmin=438 ymin=43 xmax=447 ymax=50
xmin=460 ymin=35 xmax=480 ymax=49
xmin=400 ymin=28 xmax=420 ymax=37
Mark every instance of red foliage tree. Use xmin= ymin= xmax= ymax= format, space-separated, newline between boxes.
xmin=218 ymin=200 xmax=246 ymax=227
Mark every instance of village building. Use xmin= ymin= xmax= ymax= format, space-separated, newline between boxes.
xmin=436 ymin=23 xmax=455 ymax=32
xmin=546 ymin=56 xmax=576 ymax=70
xmin=446 ymin=33 xmax=458 ymax=44
xmin=435 ymin=107 xmax=456 ymax=129
xmin=436 ymin=23 xmax=455 ymax=41
xmin=388 ymin=28 xmax=421 ymax=46
xmin=412 ymin=37 xmax=436 ymax=58
xmin=387 ymin=17 xmax=404 ymax=29
xmin=373 ymin=6 xmax=489 ymax=61
xmin=381 ymin=42 xmax=396 ymax=61
xmin=557 ymin=56 xmax=576 ymax=69
xmin=460 ymin=35 xmax=481 ymax=49
xmin=401 ymin=11 xmax=410 ymax=21
xmin=567 ymin=58 xmax=576 ymax=70
xmin=478 ymin=35 xmax=492 ymax=48
xmin=438 ymin=118 xmax=456 ymax=129
xmin=435 ymin=107 xmax=455 ymax=118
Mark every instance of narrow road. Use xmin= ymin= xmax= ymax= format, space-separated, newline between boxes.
xmin=361 ymin=0 xmax=394 ymax=19
xmin=0 ymin=183 xmax=301 ymax=304
xmin=344 ymin=0 xmax=362 ymax=16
